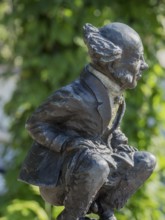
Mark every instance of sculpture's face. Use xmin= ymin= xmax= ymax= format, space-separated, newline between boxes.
xmin=108 ymin=32 xmax=148 ymax=89
xmin=111 ymin=43 xmax=148 ymax=89
xmin=84 ymin=22 xmax=148 ymax=89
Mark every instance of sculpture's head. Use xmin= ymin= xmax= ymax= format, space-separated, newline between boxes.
xmin=83 ymin=22 xmax=148 ymax=89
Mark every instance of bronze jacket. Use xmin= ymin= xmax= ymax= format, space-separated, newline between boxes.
xmin=19 ymin=67 xmax=125 ymax=187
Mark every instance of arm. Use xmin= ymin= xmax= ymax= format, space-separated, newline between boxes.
xmin=26 ymin=89 xmax=79 ymax=153
xmin=111 ymin=127 xmax=128 ymax=147
xmin=111 ymin=128 xmax=137 ymax=153
xmin=102 ymin=126 xmax=127 ymax=147
xmin=26 ymin=121 xmax=71 ymax=153
xmin=102 ymin=127 xmax=137 ymax=153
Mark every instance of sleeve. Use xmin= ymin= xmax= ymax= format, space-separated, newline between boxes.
xmin=101 ymin=126 xmax=128 ymax=148
xmin=111 ymin=128 xmax=138 ymax=153
xmin=101 ymin=97 xmax=127 ymax=148
xmin=110 ymin=127 xmax=128 ymax=148
xmin=25 ymin=88 xmax=80 ymax=153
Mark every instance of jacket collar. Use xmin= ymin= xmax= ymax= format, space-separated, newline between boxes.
xmin=81 ymin=66 xmax=111 ymax=133
xmin=87 ymin=64 xmax=123 ymax=97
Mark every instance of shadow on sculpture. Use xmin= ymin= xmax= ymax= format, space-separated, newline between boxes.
xmin=19 ymin=22 xmax=156 ymax=220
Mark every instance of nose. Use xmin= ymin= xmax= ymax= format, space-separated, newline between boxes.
xmin=140 ymin=61 xmax=148 ymax=71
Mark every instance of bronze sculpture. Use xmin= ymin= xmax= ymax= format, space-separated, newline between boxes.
xmin=19 ymin=22 xmax=156 ymax=220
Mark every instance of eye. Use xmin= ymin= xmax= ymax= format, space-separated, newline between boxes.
xmin=131 ymin=53 xmax=141 ymax=62
xmin=130 ymin=57 xmax=140 ymax=65
xmin=133 ymin=57 xmax=140 ymax=62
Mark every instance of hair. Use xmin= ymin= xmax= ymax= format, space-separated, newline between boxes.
xmin=83 ymin=23 xmax=122 ymax=63
xmin=113 ymin=68 xmax=135 ymax=89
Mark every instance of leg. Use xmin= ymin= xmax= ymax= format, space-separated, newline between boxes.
xmin=40 ymin=184 xmax=65 ymax=206
xmin=95 ymin=151 xmax=156 ymax=219
xmin=57 ymin=150 xmax=110 ymax=220
xmin=93 ymin=198 xmax=116 ymax=220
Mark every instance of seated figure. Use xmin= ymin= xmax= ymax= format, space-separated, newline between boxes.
xmin=19 ymin=22 xmax=156 ymax=220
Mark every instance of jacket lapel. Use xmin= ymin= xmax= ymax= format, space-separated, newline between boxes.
xmin=81 ymin=67 xmax=111 ymax=133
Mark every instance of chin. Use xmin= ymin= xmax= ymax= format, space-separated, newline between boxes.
xmin=122 ymin=80 xmax=138 ymax=90
xmin=127 ymin=81 xmax=138 ymax=89
xmin=112 ymin=69 xmax=139 ymax=90
xmin=128 ymin=83 xmax=137 ymax=89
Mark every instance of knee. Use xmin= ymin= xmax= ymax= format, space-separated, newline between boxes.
xmin=95 ymin=159 xmax=110 ymax=179
xmin=134 ymin=151 xmax=156 ymax=172
xmin=79 ymin=155 xmax=110 ymax=181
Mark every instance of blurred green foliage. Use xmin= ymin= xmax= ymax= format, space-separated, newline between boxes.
xmin=0 ymin=0 xmax=165 ymax=219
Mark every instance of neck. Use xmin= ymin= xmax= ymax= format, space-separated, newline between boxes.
xmin=87 ymin=64 xmax=123 ymax=97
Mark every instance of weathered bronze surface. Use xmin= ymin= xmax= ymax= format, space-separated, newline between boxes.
xmin=19 ymin=22 xmax=156 ymax=220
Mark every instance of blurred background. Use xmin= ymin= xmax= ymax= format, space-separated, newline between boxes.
xmin=0 ymin=0 xmax=165 ymax=219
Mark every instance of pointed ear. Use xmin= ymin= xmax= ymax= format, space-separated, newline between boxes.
xmin=83 ymin=23 xmax=122 ymax=63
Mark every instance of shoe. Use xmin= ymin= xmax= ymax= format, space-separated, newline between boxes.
xmin=99 ymin=214 xmax=117 ymax=220
xmin=79 ymin=217 xmax=96 ymax=220
xmin=99 ymin=211 xmax=117 ymax=220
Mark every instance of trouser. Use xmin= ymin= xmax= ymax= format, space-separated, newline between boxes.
xmin=94 ymin=151 xmax=156 ymax=219
xmin=40 ymin=149 xmax=156 ymax=220
xmin=41 ymin=148 xmax=110 ymax=220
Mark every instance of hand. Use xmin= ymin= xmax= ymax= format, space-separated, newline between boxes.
xmin=111 ymin=129 xmax=128 ymax=148
xmin=114 ymin=144 xmax=138 ymax=153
